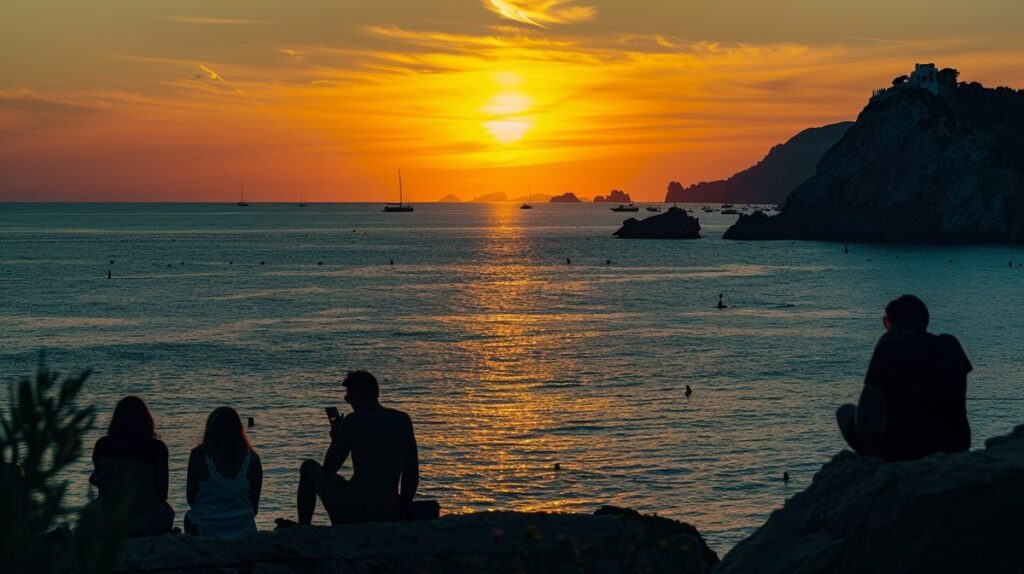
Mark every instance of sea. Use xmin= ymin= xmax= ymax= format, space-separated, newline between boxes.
xmin=2 ymin=202 xmax=1023 ymax=551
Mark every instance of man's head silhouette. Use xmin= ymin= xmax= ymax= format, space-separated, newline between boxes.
xmin=884 ymin=295 xmax=929 ymax=332
xmin=342 ymin=369 xmax=380 ymax=411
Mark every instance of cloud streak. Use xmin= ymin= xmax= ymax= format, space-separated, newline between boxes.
xmin=161 ymin=16 xmax=278 ymax=25
xmin=482 ymin=0 xmax=595 ymax=28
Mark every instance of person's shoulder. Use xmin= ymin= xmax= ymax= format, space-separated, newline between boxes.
xmin=149 ymin=438 xmax=169 ymax=457
xmin=92 ymin=435 xmax=112 ymax=457
xmin=935 ymin=333 xmax=964 ymax=347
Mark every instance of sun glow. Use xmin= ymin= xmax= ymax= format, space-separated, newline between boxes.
xmin=482 ymin=91 xmax=535 ymax=144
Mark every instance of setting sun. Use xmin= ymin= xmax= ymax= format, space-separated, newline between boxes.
xmin=482 ymin=91 xmax=535 ymax=143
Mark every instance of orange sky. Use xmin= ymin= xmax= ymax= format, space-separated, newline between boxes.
xmin=2 ymin=0 xmax=1023 ymax=202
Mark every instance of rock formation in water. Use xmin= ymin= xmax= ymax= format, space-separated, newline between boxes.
xmin=716 ymin=424 xmax=1024 ymax=573
xmin=593 ymin=189 xmax=632 ymax=203
xmin=613 ymin=206 xmax=701 ymax=238
xmin=437 ymin=194 xmax=462 ymax=202
xmin=665 ymin=122 xmax=853 ymax=205
xmin=473 ymin=192 xmax=509 ymax=202
xmin=63 ymin=508 xmax=717 ymax=574
xmin=549 ymin=192 xmax=583 ymax=203
xmin=726 ymin=73 xmax=1024 ymax=242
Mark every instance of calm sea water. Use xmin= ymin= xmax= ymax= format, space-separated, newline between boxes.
xmin=2 ymin=202 xmax=1023 ymax=550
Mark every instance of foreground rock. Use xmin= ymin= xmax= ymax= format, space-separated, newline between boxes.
xmin=614 ymin=206 xmax=701 ymax=238
xmin=726 ymin=69 xmax=1024 ymax=243
xmin=84 ymin=507 xmax=717 ymax=574
xmin=717 ymin=425 xmax=1024 ymax=574
xmin=665 ymin=122 xmax=852 ymax=205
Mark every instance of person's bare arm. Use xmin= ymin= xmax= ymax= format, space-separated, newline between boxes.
xmin=856 ymin=384 xmax=886 ymax=439
xmin=248 ymin=454 xmax=263 ymax=515
xmin=322 ymin=416 xmax=350 ymax=475
xmin=186 ymin=450 xmax=204 ymax=506
xmin=400 ymin=415 xmax=419 ymax=503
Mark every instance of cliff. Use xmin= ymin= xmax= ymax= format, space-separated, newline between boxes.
xmin=437 ymin=194 xmax=462 ymax=202
xmin=665 ymin=122 xmax=853 ymax=204
xmin=613 ymin=206 xmax=701 ymax=238
xmin=725 ymin=80 xmax=1024 ymax=242
xmin=593 ymin=189 xmax=632 ymax=203
xmin=549 ymin=192 xmax=583 ymax=203
xmin=717 ymin=424 xmax=1024 ymax=574
xmin=61 ymin=508 xmax=717 ymax=574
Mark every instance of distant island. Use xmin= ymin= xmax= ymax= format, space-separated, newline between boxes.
xmin=549 ymin=192 xmax=583 ymax=203
xmin=665 ymin=122 xmax=853 ymax=205
xmin=613 ymin=206 xmax=701 ymax=239
xmin=437 ymin=194 xmax=462 ymax=202
xmin=593 ymin=189 xmax=632 ymax=203
xmin=726 ymin=64 xmax=1024 ymax=243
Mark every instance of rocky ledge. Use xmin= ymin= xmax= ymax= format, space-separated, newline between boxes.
xmin=717 ymin=424 xmax=1024 ymax=573
xmin=613 ymin=206 xmax=701 ymax=239
xmin=82 ymin=507 xmax=717 ymax=574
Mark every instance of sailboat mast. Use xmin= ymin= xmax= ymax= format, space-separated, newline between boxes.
xmin=240 ymin=182 xmax=244 ymax=203
xmin=398 ymin=170 xmax=404 ymax=206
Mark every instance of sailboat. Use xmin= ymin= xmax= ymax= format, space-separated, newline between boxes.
xmin=720 ymin=179 xmax=734 ymax=210
xmin=520 ymin=194 xmax=533 ymax=209
xmin=298 ymin=191 xmax=307 ymax=207
xmin=383 ymin=170 xmax=414 ymax=212
xmin=237 ymin=183 xmax=249 ymax=207
xmin=646 ymin=194 xmax=661 ymax=212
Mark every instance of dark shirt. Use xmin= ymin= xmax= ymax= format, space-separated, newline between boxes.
xmin=92 ymin=436 xmax=169 ymax=501
xmin=323 ymin=405 xmax=419 ymax=504
xmin=862 ymin=330 xmax=972 ymax=460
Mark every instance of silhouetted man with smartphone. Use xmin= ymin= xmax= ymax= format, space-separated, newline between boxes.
xmin=295 ymin=370 xmax=419 ymax=524
xmin=837 ymin=295 xmax=972 ymax=461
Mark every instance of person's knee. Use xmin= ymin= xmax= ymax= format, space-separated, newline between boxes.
xmin=300 ymin=459 xmax=320 ymax=476
xmin=836 ymin=404 xmax=856 ymax=426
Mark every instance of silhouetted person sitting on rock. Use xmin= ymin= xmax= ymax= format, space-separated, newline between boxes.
xmin=837 ymin=295 xmax=972 ymax=461
xmin=296 ymin=370 xmax=419 ymax=525
xmin=185 ymin=407 xmax=263 ymax=539
xmin=90 ymin=396 xmax=175 ymax=537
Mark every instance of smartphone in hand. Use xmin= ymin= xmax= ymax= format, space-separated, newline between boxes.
xmin=325 ymin=406 xmax=341 ymax=426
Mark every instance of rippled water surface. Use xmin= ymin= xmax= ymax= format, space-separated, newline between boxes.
xmin=2 ymin=202 xmax=1024 ymax=550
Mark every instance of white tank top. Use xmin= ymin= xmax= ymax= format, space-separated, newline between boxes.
xmin=186 ymin=451 xmax=257 ymax=540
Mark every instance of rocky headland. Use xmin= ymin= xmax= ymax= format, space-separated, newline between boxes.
xmin=549 ymin=192 xmax=583 ymax=203
xmin=613 ymin=206 xmax=701 ymax=238
xmin=726 ymin=74 xmax=1024 ymax=242
xmin=665 ymin=122 xmax=853 ymax=205
xmin=593 ymin=189 xmax=632 ymax=203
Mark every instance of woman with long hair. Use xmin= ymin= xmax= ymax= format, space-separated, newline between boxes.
xmin=185 ymin=406 xmax=263 ymax=539
xmin=91 ymin=395 xmax=174 ymax=536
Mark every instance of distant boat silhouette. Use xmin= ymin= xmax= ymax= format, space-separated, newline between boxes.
xmin=298 ymin=191 xmax=307 ymax=207
xmin=383 ymin=170 xmax=414 ymax=212
xmin=721 ymin=179 xmax=734 ymax=209
xmin=610 ymin=203 xmax=639 ymax=212
xmin=520 ymin=194 xmax=533 ymax=209
xmin=237 ymin=183 xmax=249 ymax=207
xmin=646 ymin=206 xmax=661 ymax=212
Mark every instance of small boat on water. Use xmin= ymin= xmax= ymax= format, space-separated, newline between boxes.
xmin=383 ymin=170 xmax=414 ymax=212
xmin=646 ymin=206 xmax=661 ymax=212
xmin=298 ymin=191 xmax=307 ymax=207
xmin=520 ymin=194 xmax=533 ymax=209
xmin=721 ymin=208 xmax=739 ymax=215
xmin=237 ymin=183 xmax=249 ymax=207
xmin=611 ymin=203 xmax=639 ymax=212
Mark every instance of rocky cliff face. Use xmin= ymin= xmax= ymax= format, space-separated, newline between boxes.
xmin=716 ymin=424 xmax=1024 ymax=574
xmin=726 ymin=82 xmax=1024 ymax=242
xmin=666 ymin=122 xmax=853 ymax=204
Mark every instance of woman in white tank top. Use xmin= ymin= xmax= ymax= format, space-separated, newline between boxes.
xmin=185 ymin=407 xmax=263 ymax=540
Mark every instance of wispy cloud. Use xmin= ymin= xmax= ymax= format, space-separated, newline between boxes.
xmin=482 ymin=0 xmax=595 ymax=28
xmin=161 ymin=16 xmax=278 ymax=26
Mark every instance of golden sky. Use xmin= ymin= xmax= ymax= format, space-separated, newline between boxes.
xmin=2 ymin=0 xmax=1023 ymax=202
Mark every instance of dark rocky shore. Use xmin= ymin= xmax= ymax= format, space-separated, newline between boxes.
xmin=66 ymin=507 xmax=716 ymax=574
xmin=613 ymin=207 xmax=701 ymax=239
xmin=62 ymin=424 xmax=1024 ymax=574
xmin=726 ymin=79 xmax=1024 ymax=243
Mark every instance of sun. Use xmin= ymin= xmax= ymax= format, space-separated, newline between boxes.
xmin=481 ymin=91 xmax=535 ymax=144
